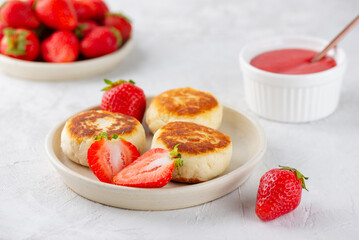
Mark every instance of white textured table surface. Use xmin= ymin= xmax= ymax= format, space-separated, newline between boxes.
xmin=1 ymin=0 xmax=359 ymax=239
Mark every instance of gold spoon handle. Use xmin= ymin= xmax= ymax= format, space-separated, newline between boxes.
xmin=311 ymin=15 xmax=359 ymax=63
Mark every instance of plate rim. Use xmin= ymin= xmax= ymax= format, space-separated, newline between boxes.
xmin=0 ymin=37 xmax=135 ymax=68
xmin=45 ymin=102 xmax=266 ymax=196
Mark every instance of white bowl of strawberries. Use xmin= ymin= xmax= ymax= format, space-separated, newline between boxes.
xmin=0 ymin=0 xmax=134 ymax=81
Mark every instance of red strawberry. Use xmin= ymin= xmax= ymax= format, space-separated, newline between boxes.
xmin=41 ymin=31 xmax=79 ymax=62
xmin=86 ymin=0 xmax=108 ymax=22
xmin=255 ymin=166 xmax=308 ymax=221
xmin=80 ymin=26 xmax=121 ymax=58
xmin=73 ymin=0 xmax=108 ymax=22
xmin=0 ymin=21 xmax=7 ymax=40
xmin=87 ymin=133 xmax=140 ymax=184
xmin=72 ymin=0 xmax=94 ymax=20
xmin=113 ymin=145 xmax=183 ymax=188
xmin=74 ymin=20 xmax=98 ymax=39
xmin=0 ymin=0 xmax=40 ymax=29
xmin=103 ymin=13 xmax=132 ymax=42
xmin=35 ymin=0 xmax=78 ymax=31
xmin=0 ymin=28 xmax=40 ymax=61
xmin=101 ymin=79 xmax=146 ymax=122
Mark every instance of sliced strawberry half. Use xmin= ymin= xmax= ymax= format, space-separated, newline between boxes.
xmin=113 ymin=146 xmax=183 ymax=188
xmin=87 ymin=133 xmax=140 ymax=184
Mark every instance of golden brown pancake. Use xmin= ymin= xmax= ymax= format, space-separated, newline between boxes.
xmin=155 ymin=121 xmax=231 ymax=155
xmin=151 ymin=121 xmax=232 ymax=183
xmin=145 ymin=87 xmax=223 ymax=133
xmin=61 ymin=110 xmax=146 ymax=166
xmin=153 ymin=87 xmax=219 ymax=116
xmin=67 ymin=110 xmax=138 ymax=140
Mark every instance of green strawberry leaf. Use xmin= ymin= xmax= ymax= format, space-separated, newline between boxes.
xmin=101 ymin=79 xmax=133 ymax=91
xmin=170 ymin=144 xmax=183 ymax=176
xmin=94 ymin=132 xmax=109 ymax=141
xmin=3 ymin=28 xmax=30 ymax=56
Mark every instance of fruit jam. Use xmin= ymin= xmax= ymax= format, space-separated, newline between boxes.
xmin=250 ymin=48 xmax=336 ymax=74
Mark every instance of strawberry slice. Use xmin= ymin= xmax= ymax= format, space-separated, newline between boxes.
xmin=113 ymin=145 xmax=183 ymax=188
xmin=87 ymin=133 xmax=140 ymax=183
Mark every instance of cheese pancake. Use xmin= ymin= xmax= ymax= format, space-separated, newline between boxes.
xmin=151 ymin=121 xmax=232 ymax=183
xmin=61 ymin=110 xmax=146 ymax=166
xmin=145 ymin=87 xmax=223 ymax=134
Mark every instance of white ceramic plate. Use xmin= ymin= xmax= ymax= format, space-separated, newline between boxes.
xmin=45 ymin=100 xmax=266 ymax=210
xmin=0 ymin=37 xmax=134 ymax=81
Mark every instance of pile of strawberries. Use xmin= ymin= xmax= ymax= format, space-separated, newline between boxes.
xmin=0 ymin=0 xmax=132 ymax=62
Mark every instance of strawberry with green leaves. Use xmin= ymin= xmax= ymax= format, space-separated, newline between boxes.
xmin=0 ymin=28 xmax=40 ymax=61
xmin=103 ymin=13 xmax=132 ymax=42
xmin=0 ymin=0 xmax=40 ymax=29
xmin=101 ymin=79 xmax=146 ymax=122
xmin=87 ymin=133 xmax=140 ymax=184
xmin=80 ymin=26 xmax=121 ymax=58
xmin=113 ymin=145 xmax=183 ymax=188
xmin=255 ymin=166 xmax=308 ymax=221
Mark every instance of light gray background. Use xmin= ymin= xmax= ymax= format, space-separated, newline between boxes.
xmin=1 ymin=0 xmax=358 ymax=239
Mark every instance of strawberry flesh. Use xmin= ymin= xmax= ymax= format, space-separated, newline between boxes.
xmin=113 ymin=148 xmax=174 ymax=188
xmin=87 ymin=138 xmax=140 ymax=183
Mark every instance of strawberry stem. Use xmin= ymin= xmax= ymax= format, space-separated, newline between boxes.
xmin=170 ymin=144 xmax=183 ymax=176
xmin=95 ymin=132 xmax=127 ymax=141
xmin=3 ymin=28 xmax=30 ymax=56
xmin=94 ymin=132 xmax=109 ymax=141
xmin=101 ymin=79 xmax=135 ymax=91
xmin=279 ymin=165 xmax=309 ymax=191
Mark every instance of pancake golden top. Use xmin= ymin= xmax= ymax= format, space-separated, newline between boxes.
xmin=66 ymin=110 xmax=138 ymax=138
xmin=152 ymin=87 xmax=219 ymax=116
xmin=156 ymin=121 xmax=231 ymax=155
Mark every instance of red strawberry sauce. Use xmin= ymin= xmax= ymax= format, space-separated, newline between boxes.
xmin=250 ymin=48 xmax=336 ymax=74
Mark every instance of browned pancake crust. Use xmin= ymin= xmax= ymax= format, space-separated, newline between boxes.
xmin=157 ymin=121 xmax=231 ymax=155
xmin=153 ymin=87 xmax=218 ymax=116
xmin=67 ymin=110 xmax=137 ymax=138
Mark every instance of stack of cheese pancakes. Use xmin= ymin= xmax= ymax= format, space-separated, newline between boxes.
xmin=61 ymin=87 xmax=232 ymax=184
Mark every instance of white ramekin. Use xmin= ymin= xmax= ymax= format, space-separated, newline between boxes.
xmin=239 ymin=36 xmax=346 ymax=123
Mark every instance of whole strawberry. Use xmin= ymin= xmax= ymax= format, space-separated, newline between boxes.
xmin=73 ymin=0 xmax=109 ymax=22
xmin=35 ymin=0 xmax=78 ymax=31
xmin=103 ymin=13 xmax=132 ymax=42
xmin=0 ymin=0 xmax=40 ymax=29
xmin=80 ymin=26 xmax=121 ymax=58
xmin=255 ymin=166 xmax=308 ymax=221
xmin=101 ymin=79 xmax=146 ymax=122
xmin=0 ymin=28 xmax=40 ymax=61
xmin=41 ymin=31 xmax=79 ymax=62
